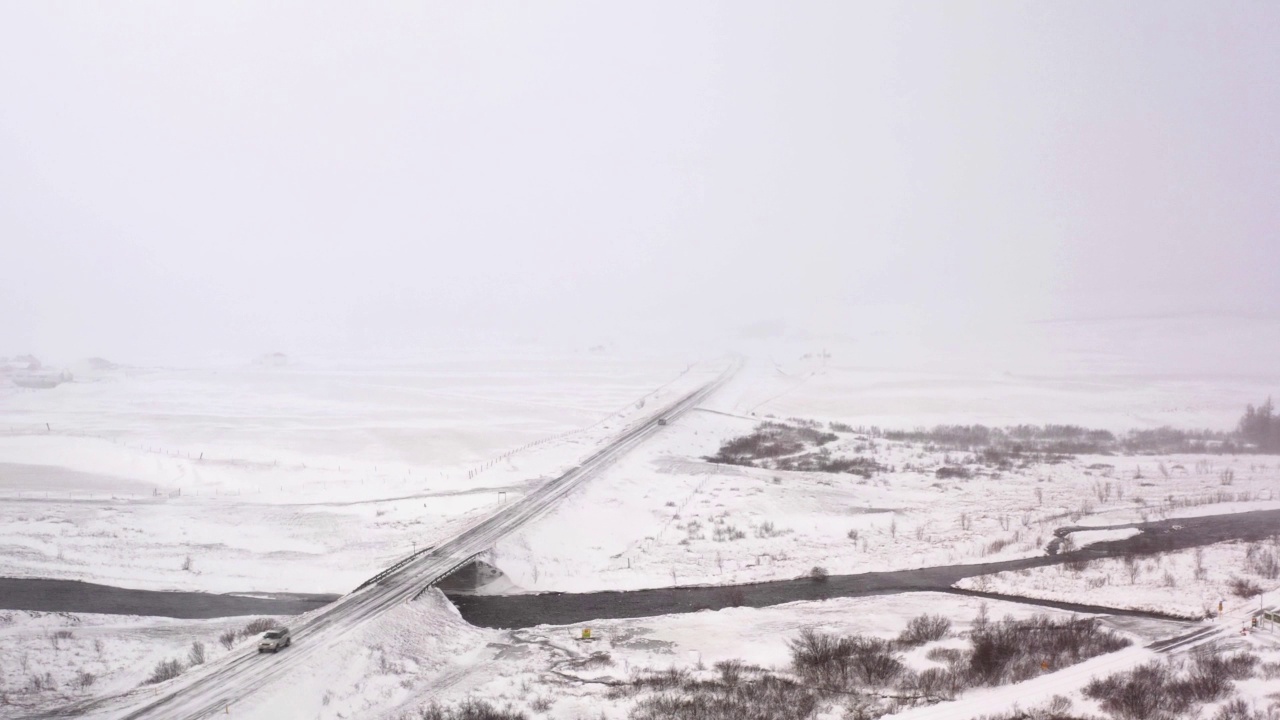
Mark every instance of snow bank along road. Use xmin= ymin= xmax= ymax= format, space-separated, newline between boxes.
xmin=64 ymin=361 xmax=739 ymax=720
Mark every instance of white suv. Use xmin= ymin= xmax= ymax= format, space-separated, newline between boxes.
xmin=258 ymin=627 xmax=291 ymax=653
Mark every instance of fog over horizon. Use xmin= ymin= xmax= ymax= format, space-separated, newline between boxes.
xmin=3 ymin=3 xmax=1278 ymax=367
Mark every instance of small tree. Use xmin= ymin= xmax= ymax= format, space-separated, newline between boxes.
xmin=188 ymin=641 xmax=206 ymax=666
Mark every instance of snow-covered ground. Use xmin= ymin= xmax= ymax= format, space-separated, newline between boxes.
xmin=958 ymin=539 xmax=1280 ymax=619
xmin=487 ymin=394 xmax=1280 ymax=594
xmin=4 ymin=318 xmax=1280 ymax=719
xmin=0 ymin=352 xmax=717 ymax=593
xmin=0 ymin=608 xmax=283 ymax=717
xmin=52 ymin=590 xmax=1172 ymax=720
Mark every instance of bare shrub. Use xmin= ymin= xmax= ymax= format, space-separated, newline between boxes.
xmin=1230 ymin=577 xmax=1263 ymax=598
xmin=846 ymin=529 xmax=860 ymax=541
xmin=789 ymin=629 xmax=903 ymax=689
xmin=182 ymin=555 xmax=193 ymax=571
xmin=528 ymin=696 xmax=553 ymax=712
xmin=715 ymin=659 xmax=745 ymax=685
xmin=1221 ymin=469 xmax=1236 ymax=486
xmin=712 ymin=525 xmax=746 ymax=542
xmin=706 ymin=423 xmax=838 ymax=467
xmin=754 ymin=521 xmax=788 ymax=539
xmin=188 ymin=641 xmax=206 ymax=666
xmin=968 ymin=615 xmax=1129 ymax=686
xmin=936 ymin=466 xmax=972 ymax=480
xmin=27 ymin=672 xmax=56 ymax=692
xmin=50 ymin=628 xmax=73 ymax=649
xmin=145 ymin=658 xmax=185 ymax=685
xmin=897 ymin=615 xmax=951 ymax=647
xmin=1246 ymin=544 xmax=1280 ymax=579
xmin=926 ymin=647 xmax=966 ymax=666
xmin=219 ymin=629 xmax=237 ymax=650
xmin=1213 ymin=699 xmax=1269 ymax=720
xmin=241 ymin=618 xmax=279 ymax=637
xmin=1084 ymin=652 xmax=1258 ymax=719
xmin=75 ymin=671 xmax=96 ymax=689
xmin=984 ymin=537 xmax=1014 ymax=556
xmin=1124 ymin=555 xmax=1142 ymax=584
xmin=418 ymin=699 xmax=528 ymax=720
xmin=628 ymin=672 xmax=818 ymax=720
xmin=808 ymin=566 xmax=828 ymax=583
xmin=903 ymin=666 xmax=963 ymax=701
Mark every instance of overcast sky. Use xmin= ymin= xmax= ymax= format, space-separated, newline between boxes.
xmin=2 ymin=2 xmax=1277 ymax=362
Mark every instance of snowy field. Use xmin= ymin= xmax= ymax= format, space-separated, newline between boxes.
xmin=958 ymin=539 xmax=1280 ymax=619
xmin=0 ymin=609 xmax=284 ymax=716
xmin=487 ymin=399 xmax=1280 ymax=594
xmin=8 ymin=590 xmax=1180 ymax=720
xmin=0 ymin=351 xmax=715 ymax=593
xmin=4 ymin=315 xmax=1280 ymax=719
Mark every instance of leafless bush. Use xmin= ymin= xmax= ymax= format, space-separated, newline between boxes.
xmin=1084 ymin=652 xmax=1258 ymax=719
xmin=808 ymin=566 xmax=828 ymax=583
xmin=188 ymin=641 xmax=206 ymax=666
xmin=713 ymin=524 xmax=745 ymax=542
xmin=1124 ymin=555 xmax=1142 ymax=584
xmin=847 ymin=528 xmax=860 ymax=541
xmin=926 ymin=647 xmax=966 ymax=666
xmin=75 ymin=671 xmax=96 ymax=689
xmin=788 ymin=629 xmax=903 ymax=689
xmin=936 ymin=466 xmax=972 ymax=480
xmin=897 ymin=615 xmax=951 ymax=647
xmin=182 ymin=555 xmax=193 ymax=571
xmin=1246 ymin=544 xmax=1280 ymax=579
xmin=1230 ymin=577 xmax=1263 ymax=598
xmin=27 ymin=672 xmax=56 ymax=692
xmin=967 ymin=615 xmax=1129 ymax=686
xmin=528 ymin=696 xmax=553 ymax=712
xmin=50 ymin=628 xmax=73 ymax=649
xmin=418 ymin=699 xmax=528 ymax=720
xmin=145 ymin=658 xmax=185 ymax=685
xmin=1213 ymin=698 xmax=1269 ymax=720
xmin=241 ymin=618 xmax=279 ymax=637
xmin=755 ymin=521 xmax=788 ymax=538
xmin=629 ymin=672 xmax=818 ymax=720
xmin=1221 ymin=469 xmax=1236 ymax=486
xmin=984 ymin=537 xmax=1017 ymax=556
xmin=706 ymin=423 xmax=838 ymax=467
xmin=901 ymin=666 xmax=964 ymax=702
xmin=715 ymin=659 xmax=745 ymax=685
xmin=219 ymin=629 xmax=237 ymax=650
xmin=977 ymin=695 xmax=1080 ymax=720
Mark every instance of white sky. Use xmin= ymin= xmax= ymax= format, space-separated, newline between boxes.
xmin=2 ymin=2 xmax=1277 ymax=362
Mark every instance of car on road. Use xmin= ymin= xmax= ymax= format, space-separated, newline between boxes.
xmin=657 ymin=418 xmax=668 ymax=426
xmin=258 ymin=627 xmax=291 ymax=653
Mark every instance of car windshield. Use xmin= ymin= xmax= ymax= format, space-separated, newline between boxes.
xmin=263 ymin=631 xmax=282 ymax=639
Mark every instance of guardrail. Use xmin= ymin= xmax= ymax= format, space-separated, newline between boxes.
xmin=353 ymin=545 xmax=438 ymax=591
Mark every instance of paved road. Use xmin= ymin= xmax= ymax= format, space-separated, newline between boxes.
xmin=448 ymin=508 xmax=1280 ymax=628
xmin=0 ymin=577 xmax=337 ymax=618
xmin=61 ymin=362 xmax=737 ymax=720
